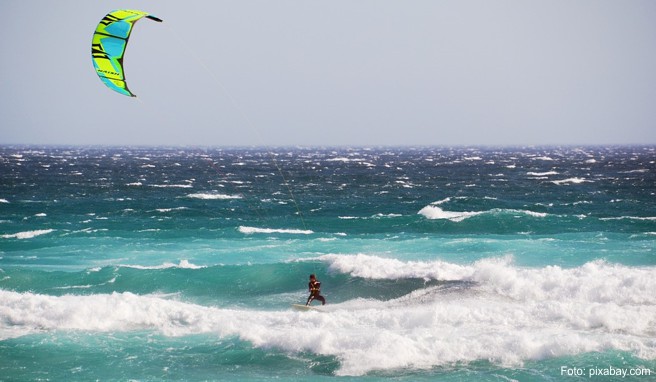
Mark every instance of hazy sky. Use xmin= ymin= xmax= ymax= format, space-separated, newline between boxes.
xmin=1 ymin=0 xmax=655 ymax=147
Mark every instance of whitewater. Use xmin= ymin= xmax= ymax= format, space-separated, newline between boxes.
xmin=1 ymin=146 xmax=655 ymax=381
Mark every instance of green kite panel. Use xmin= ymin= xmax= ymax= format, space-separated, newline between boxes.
xmin=91 ymin=9 xmax=162 ymax=97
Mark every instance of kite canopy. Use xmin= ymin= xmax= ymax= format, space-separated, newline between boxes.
xmin=91 ymin=9 xmax=163 ymax=97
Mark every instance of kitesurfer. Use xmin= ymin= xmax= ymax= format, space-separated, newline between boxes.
xmin=306 ymin=274 xmax=326 ymax=306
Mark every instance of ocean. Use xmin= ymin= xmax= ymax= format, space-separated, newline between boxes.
xmin=1 ymin=145 xmax=655 ymax=381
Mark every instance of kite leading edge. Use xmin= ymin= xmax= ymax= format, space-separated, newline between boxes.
xmin=91 ymin=9 xmax=163 ymax=97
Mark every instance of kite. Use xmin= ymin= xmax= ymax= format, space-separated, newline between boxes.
xmin=91 ymin=9 xmax=163 ymax=97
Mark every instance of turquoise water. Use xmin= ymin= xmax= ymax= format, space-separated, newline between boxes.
xmin=1 ymin=146 xmax=655 ymax=380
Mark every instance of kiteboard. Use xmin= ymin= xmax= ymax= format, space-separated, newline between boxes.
xmin=292 ymin=304 xmax=323 ymax=312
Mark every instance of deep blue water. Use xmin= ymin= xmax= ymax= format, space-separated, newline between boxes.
xmin=1 ymin=146 xmax=655 ymax=380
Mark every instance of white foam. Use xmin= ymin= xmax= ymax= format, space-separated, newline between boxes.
xmin=418 ymin=205 xmax=546 ymax=222
xmin=151 ymin=184 xmax=193 ymax=188
xmin=320 ymin=254 xmax=656 ymax=306
xmin=2 ymin=255 xmax=655 ymax=376
xmin=187 ymin=192 xmax=242 ymax=200
xmin=338 ymin=213 xmax=402 ymax=220
xmin=417 ymin=205 xmax=481 ymax=222
xmin=238 ymin=226 xmax=314 ymax=235
xmin=155 ymin=207 xmax=189 ymax=213
xmin=600 ymin=216 xmax=656 ymax=221
xmin=373 ymin=213 xmax=402 ymax=218
xmin=551 ymin=177 xmax=592 ymax=185
xmin=519 ymin=210 xmax=548 ymax=218
xmin=433 ymin=197 xmax=452 ymax=205
xmin=120 ymin=260 xmax=205 ymax=270
xmin=527 ymin=171 xmax=559 ymax=176
xmin=326 ymin=157 xmax=364 ymax=163
xmin=320 ymin=253 xmax=473 ymax=281
xmin=0 ymin=199 xmax=9 ymax=203
xmin=1 ymin=229 xmax=55 ymax=240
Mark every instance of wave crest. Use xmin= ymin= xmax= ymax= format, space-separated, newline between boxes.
xmin=238 ymin=226 xmax=314 ymax=235
xmin=1 ymin=229 xmax=55 ymax=240
xmin=186 ymin=193 xmax=242 ymax=200
xmin=418 ymin=205 xmax=547 ymax=222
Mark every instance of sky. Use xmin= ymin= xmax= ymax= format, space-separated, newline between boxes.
xmin=1 ymin=0 xmax=655 ymax=147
